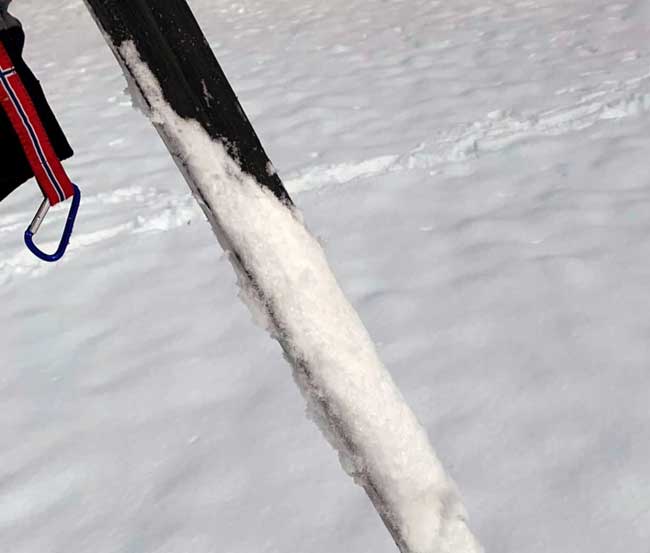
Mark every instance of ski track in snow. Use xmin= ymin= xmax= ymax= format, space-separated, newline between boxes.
xmin=2 ymin=74 xmax=650 ymax=281
xmin=288 ymin=79 xmax=650 ymax=192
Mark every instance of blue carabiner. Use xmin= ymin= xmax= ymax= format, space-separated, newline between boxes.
xmin=24 ymin=184 xmax=81 ymax=262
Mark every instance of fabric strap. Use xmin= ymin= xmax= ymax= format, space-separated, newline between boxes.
xmin=0 ymin=41 xmax=74 ymax=205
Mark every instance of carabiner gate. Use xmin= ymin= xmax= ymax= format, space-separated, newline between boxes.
xmin=24 ymin=184 xmax=81 ymax=262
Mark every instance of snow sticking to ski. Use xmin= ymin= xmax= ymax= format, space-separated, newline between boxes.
xmin=116 ymin=40 xmax=482 ymax=553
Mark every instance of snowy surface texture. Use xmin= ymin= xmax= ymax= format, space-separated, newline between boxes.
xmin=2 ymin=0 xmax=650 ymax=552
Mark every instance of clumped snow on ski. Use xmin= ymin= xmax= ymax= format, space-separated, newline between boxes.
xmin=118 ymin=40 xmax=481 ymax=553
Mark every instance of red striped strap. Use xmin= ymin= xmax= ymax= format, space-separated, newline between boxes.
xmin=0 ymin=41 xmax=74 ymax=206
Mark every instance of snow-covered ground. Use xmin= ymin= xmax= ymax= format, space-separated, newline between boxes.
xmin=2 ymin=0 xmax=650 ymax=552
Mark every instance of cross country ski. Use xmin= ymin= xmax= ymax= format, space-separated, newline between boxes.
xmin=75 ymin=1 xmax=480 ymax=552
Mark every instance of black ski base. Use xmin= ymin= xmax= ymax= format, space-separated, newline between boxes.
xmin=83 ymin=0 xmax=292 ymax=206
